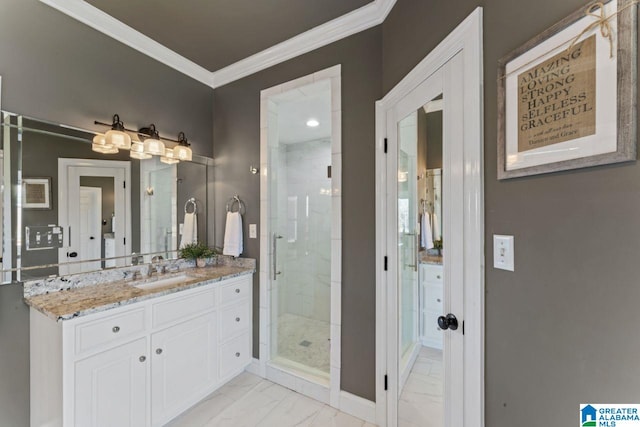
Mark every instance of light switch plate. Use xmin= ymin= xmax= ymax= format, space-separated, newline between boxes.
xmin=249 ymin=224 xmax=257 ymax=239
xmin=493 ymin=235 xmax=514 ymax=271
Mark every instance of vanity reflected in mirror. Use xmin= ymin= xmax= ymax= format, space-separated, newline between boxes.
xmin=0 ymin=111 xmax=214 ymax=284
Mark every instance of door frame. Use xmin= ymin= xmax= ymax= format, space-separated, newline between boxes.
xmin=58 ymin=158 xmax=131 ymax=275
xmin=375 ymin=8 xmax=484 ymax=427
xmin=257 ymin=65 xmax=343 ymax=408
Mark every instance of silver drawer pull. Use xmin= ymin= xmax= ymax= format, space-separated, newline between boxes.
xmin=236 ymin=317 xmax=241 ymax=322
xmin=112 ymin=326 xmax=120 ymax=333
xmin=156 ymin=348 xmax=163 ymax=355
xmin=139 ymin=356 xmax=146 ymax=362
xmin=235 ymin=289 xmax=240 ymax=294
xmin=235 ymin=352 xmax=240 ymax=357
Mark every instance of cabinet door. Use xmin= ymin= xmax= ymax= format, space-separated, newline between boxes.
xmin=74 ymin=338 xmax=148 ymax=427
xmin=151 ymin=311 xmax=217 ymax=426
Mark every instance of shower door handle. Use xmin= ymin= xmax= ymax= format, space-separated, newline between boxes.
xmin=404 ymin=232 xmax=418 ymax=272
xmin=272 ymin=233 xmax=283 ymax=280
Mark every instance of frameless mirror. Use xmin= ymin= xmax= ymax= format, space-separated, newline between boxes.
xmin=0 ymin=111 xmax=214 ymax=283
xmin=397 ymin=93 xmax=444 ymax=426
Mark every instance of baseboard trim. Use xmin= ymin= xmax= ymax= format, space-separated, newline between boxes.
xmin=339 ymin=391 xmax=376 ymax=424
xmin=245 ymin=358 xmax=262 ymax=376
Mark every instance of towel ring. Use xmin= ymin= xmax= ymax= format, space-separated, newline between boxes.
xmin=226 ymin=195 xmax=245 ymax=214
xmin=184 ymin=198 xmax=197 ymax=214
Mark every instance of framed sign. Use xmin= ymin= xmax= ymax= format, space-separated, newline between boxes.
xmin=497 ymin=0 xmax=637 ymax=179
xmin=23 ymin=177 xmax=52 ymax=209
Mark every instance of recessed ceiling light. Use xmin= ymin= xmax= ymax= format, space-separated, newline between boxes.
xmin=306 ymin=119 xmax=320 ymax=128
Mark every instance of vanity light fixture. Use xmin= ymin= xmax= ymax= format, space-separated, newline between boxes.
xmin=140 ymin=124 xmax=166 ymax=156
xmin=172 ymin=132 xmax=193 ymax=161
xmin=306 ymin=118 xmax=320 ymax=128
xmin=160 ymin=149 xmax=180 ymax=164
xmin=130 ymin=141 xmax=152 ymax=160
xmin=92 ymin=134 xmax=119 ymax=154
xmin=104 ymin=114 xmax=132 ymax=149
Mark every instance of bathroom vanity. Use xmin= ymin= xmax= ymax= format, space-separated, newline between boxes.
xmin=26 ymin=262 xmax=254 ymax=427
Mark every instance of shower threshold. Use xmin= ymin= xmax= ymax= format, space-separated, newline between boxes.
xmin=269 ymin=357 xmax=330 ymax=387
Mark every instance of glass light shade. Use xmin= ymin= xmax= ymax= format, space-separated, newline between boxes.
xmin=160 ymin=149 xmax=180 ymax=164
xmin=93 ymin=134 xmax=106 ymax=145
xmin=130 ymin=145 xmax=152 ymax=160
xmin=105 ymin=129 xmax=132 ymax=149
xmin=92 ymin=142 xmax=118 ymax=154
xmin=173 ymin=144 xmax=192 ymax=161
xmin=144 ymin=138 xmax=165 ymax=156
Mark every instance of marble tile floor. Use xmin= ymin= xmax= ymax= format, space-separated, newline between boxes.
xmin=276 ymin=312 xmax=331 ymax=374
xmin=167 ymin=372 xmax=376 ymax=427
xmin=398 ymin=346 xmax=443 ymax=427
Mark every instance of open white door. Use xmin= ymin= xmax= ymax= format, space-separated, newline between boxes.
xmin=376 ymin=8 xmax=484 ymax=427
xmin=79 ymin=186 xmax=102 ymax=272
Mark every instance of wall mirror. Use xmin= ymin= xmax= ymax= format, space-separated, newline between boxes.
xmin=0 ymin=111 xmax=214 ymax=284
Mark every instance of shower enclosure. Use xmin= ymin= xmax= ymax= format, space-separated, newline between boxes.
xmin=260 ymin=66 xmax=342 ymax=401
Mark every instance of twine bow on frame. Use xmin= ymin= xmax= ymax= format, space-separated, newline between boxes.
xmin=568 ymin=2 xmax=615 ymax=57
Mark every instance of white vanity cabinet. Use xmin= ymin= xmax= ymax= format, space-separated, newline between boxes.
xmin=30 ymin=274 xmax=253 ymax=427
xmin=420 ymin=263 xmax=444 ymax=350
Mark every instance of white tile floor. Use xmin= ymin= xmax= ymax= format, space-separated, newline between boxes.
xmin=398 ymin=346 xmax=443 ymax=427
xmin=167 ymin=372 xmax=376 ymax=427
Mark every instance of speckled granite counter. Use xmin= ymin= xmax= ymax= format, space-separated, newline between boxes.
xmin=419 ymin=251 xmax=443 ymax=265
xmin=24 ymin=259 xmax=255 ymax=322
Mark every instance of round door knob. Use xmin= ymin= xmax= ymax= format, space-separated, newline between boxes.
xmin=112 ymin=326 xmax=120 ymax=333
xmin=156 ymin=348 xmax=163 ymax=355
xmin=139 ymin=356 xmax=146 ymax=362
xmin=235 ymin=352 xmax=240 ymax=357
xmin=437 ymin=313 xmax=459 ymax=331
xmin=67 ymin=252 xmax=78 ymax=258
xmin=235 ymin=289 xmax=240 ymax=293
xmin=235 ymin=317 xmax=241 ymax=322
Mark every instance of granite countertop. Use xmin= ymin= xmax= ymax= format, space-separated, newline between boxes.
xmin=419 ymin=251 xmax=443 ymax=265
xmin=25 ymin=265 xmax=254 ymax=322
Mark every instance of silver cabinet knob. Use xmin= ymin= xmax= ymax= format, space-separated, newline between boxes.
xmin=235 ymin=288 xmax=240 ymax=294
xmin=235 ymin=352 xmax=240 ymax=357
xmin=436 ymin=298 xmax=441 ymax=303
xmin=139 ymin=356 xmax=146 ymax=362
xmin=112 ymin=326 xmax=120 ymax=333
xmin=235 ymin=317 xmax=240 ymax=322
xmin=436 ymin=275 xmax=441 ymax=279
xmin=156 ymin=348 xmax=163 ymax=355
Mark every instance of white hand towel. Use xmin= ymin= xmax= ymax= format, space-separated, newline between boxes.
xmin=421 ymin=212 xmax=434 ymax=250
xmin=180 ymin=212 xmax=198 ymax=248
xmin=223 ymin=211 xmax=243 ymax=257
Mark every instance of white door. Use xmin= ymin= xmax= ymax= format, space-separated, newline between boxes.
xmin=150 ymin=312 xmax=217 ymax=426
xmin=74 ymin=338 xmax=148 ymax=427
xmin=377 ymin=10 xmax=483 ymax=427
xmin=79 ymin=187 xmax=102 ymax=272
xmin=59 ymin=159 xmax=131 ymax=275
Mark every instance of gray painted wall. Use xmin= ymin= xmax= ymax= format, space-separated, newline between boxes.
xmin=0 ymin=0 xmax=213 ymax=425
xmin=213 ymin=28 xmax=382 ymax=400
xmin=384 ymin=0 xmax=640 ymax=425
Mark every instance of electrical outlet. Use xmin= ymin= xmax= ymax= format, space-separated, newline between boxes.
xmin=249 ymin=224 xmax=257 ymax=239
xmin=493 ymin=235 xmax=514 ymax=271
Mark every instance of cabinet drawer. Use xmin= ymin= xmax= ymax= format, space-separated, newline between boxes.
xmin=421 ymin=265 xmax=443 ymax=283
xmin=219 ymin=332 xmax=251 ymax=379
xmin=422 ymin=309 xmax=443 ymax=350
xmin=219 ymin=301 xmax=251 ymax=342
xmin=152 ymin=287 xmax=216 ymax=329
xmin=219 ymin=277 xmax=251 ymax=306
xmin=423 ymin=283 xmax=443 ymax=312
xmin=75 ymin=308 xmax=146 ymax=355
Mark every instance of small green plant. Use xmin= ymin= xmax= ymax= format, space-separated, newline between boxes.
xmin=179 ymin=242 xmax=217 ymax=260
xmin=433 ymin=239 xmax=443 ymax=250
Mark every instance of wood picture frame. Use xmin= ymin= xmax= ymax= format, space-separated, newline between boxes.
xmin=23 ymin=177 xmax=52 ymax=209
xmin=497 ymin=0 xmax=637 ymax=179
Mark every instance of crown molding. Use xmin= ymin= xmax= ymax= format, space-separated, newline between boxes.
xmin=39 ymin=0 xmax=396 ymax=89
xmin=211 ymin=0 xmax=396 ymax=88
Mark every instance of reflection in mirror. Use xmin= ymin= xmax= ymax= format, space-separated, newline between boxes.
xmin=0 ymin=113 xmax=14 ymax=284
xmin=397 ymin=94 xmax=444 ymax=426
xmin=0 ymin=111 xmax=214 ymax=283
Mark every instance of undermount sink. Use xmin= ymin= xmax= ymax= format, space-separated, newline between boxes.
xmin=132 ymin=273 xmax=196 ymax=290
